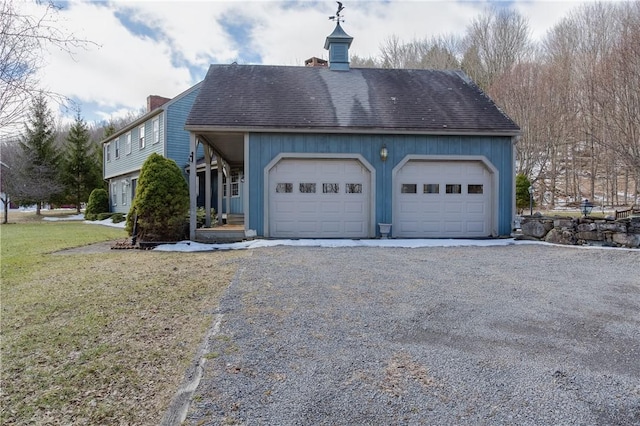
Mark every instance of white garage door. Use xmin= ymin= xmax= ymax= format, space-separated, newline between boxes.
xmin=269 ymin=159 xmax=370 ymax=238
xmin=394 ymin=160 xmax=492 ymax=238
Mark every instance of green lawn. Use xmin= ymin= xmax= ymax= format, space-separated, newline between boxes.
xmin=1 ymin=220 xmax=247 ymax=425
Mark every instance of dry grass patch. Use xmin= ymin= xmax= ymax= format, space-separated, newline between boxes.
xmin=1 ymin=222 xmax=249 ymax=425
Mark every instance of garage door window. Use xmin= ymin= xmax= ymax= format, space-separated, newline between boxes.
xmin=468 ymin=184 xmax=483 ymax=194
xmin=346 ymin=183 xmax=362 ymax=193
xmin=276 ymin=183 xmax=292 ymax=193
xmin=300 ymin=183 xmax=316 ymax=193
xmin=423 ymin=184 xmax=440 ymax=194
xmin=446 ymin=184 xmax=462 ymax=194
xmin=401 ymin=184 xmax=417 ymax=194
xmin=323 ymin=183 xmax=339 ymax=193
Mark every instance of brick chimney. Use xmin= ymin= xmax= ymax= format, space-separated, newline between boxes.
xmin=147 ymin=95 xmax=171 ymax=112
xmin=305 ymin=57 xmax=328 ymax=67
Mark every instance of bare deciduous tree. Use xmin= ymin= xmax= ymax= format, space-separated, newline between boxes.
xmin=0 ymin=0 xmax=95 ymax=136
xmin=0 ymin=139 xmax=24 ymax=222
xmin=462 ymin=7 xmax=531 ymax=90
xmin=351 ymin=2 xmax=639 ymax=207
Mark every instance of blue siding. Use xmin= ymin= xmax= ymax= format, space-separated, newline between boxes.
xmin=104 ymin=113 xmax=164 ymax=179
xmin=166 ymin=87 xmax=201 ymax=173
xmin=248 ymin=133 xmax=514 ymax=237
xmin=104 ymin=84 xmax=201 ymax=213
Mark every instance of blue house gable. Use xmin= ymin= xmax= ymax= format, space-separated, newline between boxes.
xmin=184 ymin=23 xmax=519 ymax=241
xmin=101 ymin=83 xmax=202 ymax=214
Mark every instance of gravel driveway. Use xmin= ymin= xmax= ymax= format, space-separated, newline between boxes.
xmin=184 ymin=245 xmax=640 ymax=425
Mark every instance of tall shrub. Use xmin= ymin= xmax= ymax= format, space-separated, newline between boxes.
xmin=126 ymin=153 xmax=189 ymax=242
xmin=85 ymin=188 xmax=109 ymax=220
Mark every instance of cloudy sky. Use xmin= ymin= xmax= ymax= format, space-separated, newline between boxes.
xmin=31 ymin=0 xmax=586 ymax=129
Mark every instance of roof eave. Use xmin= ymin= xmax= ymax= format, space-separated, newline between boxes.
xmin=100 ymin=81 xmax=203 ymax=146
xmin=99 ymin=109 xmax=164 ymax=145
xmin=185 ymin=124 xmax=520 ymax=138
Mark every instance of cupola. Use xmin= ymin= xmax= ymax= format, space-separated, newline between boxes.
xmin=324 ymin=22 xmax=353 ymax=71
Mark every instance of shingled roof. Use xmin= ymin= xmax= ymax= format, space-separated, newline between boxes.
xmin=186 ymin=64 xmax=519 ymax=135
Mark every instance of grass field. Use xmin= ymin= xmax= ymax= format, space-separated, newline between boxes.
xmin=1 ymin=213 xmax=248 ymax=425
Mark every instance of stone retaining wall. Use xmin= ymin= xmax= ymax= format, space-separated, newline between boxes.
xmin=519 ymin=216 xmax=640 ymax=248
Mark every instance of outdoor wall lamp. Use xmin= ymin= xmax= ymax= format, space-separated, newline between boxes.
xmin=580 ymin=199 xmax=594 ymax=217
xmin=380 ymin=145 xmax=388 ymax=161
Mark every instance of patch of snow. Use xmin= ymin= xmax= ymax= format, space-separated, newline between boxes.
xmin=84 ymin=218 xmax=127 ymax=229
xmin=43 ymin=214 xmax=85 ymax=221
xmin=36 ymin=211 xmax=126 ymax=228
xmin=153 ymin=238 xmax=545 ymax=252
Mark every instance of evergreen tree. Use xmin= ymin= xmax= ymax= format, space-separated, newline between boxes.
xmin=125 ymin=153 xmax=189 ymax=242
xmin=61 ymin=110 xmax=103 ymax=213
xmin=19 ymin=95 xmax=62 ymax=214
xmin=516 ymin=173 xmax=534 ymax=215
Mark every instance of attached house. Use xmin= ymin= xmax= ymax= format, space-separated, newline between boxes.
xmin=102 ymin=83 xmax=203 ymax=214
xmin=185 ymin=22 xmax=520 ymax=241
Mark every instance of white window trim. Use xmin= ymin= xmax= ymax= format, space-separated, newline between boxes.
xmin=223 ymin=171 xmax=240 ymax=198
xmin=115 ymin=139 xmax=120 ymax=159
xmin=139 ymin=125 xmax=145 ymax=149
xmin=125 ymin=132 xmax=131 ymax=155
xmin=111 ymin=182 xmax=117 ymax=206
xmin=105 ymin=143 xmax=111 ymax=162
xmin=152 ymin=118 xmax=160 ymax=144
xmin=121 ymin=180 xmax=127 ymax=205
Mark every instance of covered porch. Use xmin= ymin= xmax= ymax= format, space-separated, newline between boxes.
xmin=187 ymin=131 xmax=248 ymax=242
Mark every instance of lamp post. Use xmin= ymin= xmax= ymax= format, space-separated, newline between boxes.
xmin=528 ymin=186 xmax=533 ymax=216
xmin=580 ymin=199 xmax=593 ymax=217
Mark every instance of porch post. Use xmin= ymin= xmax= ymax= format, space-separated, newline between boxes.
xmin=217 ymin=155 xmax=224 ymax=226
xmin=243 ymin=132 xmax=249 ymax=231
xmin=189 ymin=133 xmax=198 ymax=240
xmin=204 ymin=146 xmax=212 ymax=227
xmin=224 ymin=162 xmax=231 ymax=221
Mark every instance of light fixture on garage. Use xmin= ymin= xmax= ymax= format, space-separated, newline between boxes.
xmin=380 ymin=145 xmax=388 ymax=161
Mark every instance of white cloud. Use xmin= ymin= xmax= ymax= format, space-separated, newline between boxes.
xmin=39 ymin=1 xmax=192 ymax=114
xmin=32 ymin=0 xmax=586 ymax=127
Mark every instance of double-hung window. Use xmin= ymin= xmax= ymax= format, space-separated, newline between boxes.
xmin=111 ymin=182 xmax=117 ymax=206
xmin=105 ymin=143 xmax=111 ymax=162
xmin=125 ymin=132 xmax=131 ymax=155
xmin=152 ymin=118 xmax=160 ymax=144
xmin=223 ymin=171 xmax=240 ymax=197
xmin=139 ymin=125 xmax=145 ymax=149
xmin=121 ymin=181 xmax=127 ymax=205
xmin=115 ymin=139 xmax=120 ymax=159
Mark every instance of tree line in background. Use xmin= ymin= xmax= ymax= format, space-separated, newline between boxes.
xmin=3 ymin=1 xmax=639 ymax=221
xmin=352 ymin=2 xmax=640 ymax=208
xmin=0 ymin=94 xmax=144 ymax=222
xmin=1 ymin=96 xmax=101 ymax=220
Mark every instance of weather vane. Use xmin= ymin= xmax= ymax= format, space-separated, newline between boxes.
xmin=329 ymin=1 xmax=345 ymax=23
